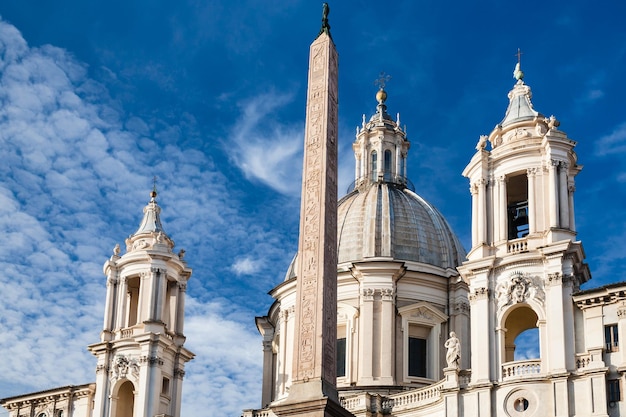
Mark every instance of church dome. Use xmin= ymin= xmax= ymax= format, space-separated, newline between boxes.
xmin=283 ymin=89 xmax=466 ymax=281
xmin=337 ymin=182 xmax=465 ymax=268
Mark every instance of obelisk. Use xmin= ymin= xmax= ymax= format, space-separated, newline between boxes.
xmin=273 ymin=4 xmax=352 ymax=417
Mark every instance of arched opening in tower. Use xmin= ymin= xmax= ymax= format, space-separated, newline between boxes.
xmin=503 ymin=305 xmax=539 ymax=362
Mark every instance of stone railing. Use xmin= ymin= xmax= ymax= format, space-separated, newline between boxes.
xmin=576 ymin=353 xmax=591 ymax=370
xmin=340 ymin=395 xmax=366 ymax=411
xmin=381 ymin=379 xmax=445 ymax=412
xmin=501 ymin=359 xmax=541 ymax=380
xmin=507 ymin=237 xmax=528 ymax=254
xmin=120 ymin=328 xmax=134 ymax=339
xmin=241 ymin=409 xmax=276 ymax=417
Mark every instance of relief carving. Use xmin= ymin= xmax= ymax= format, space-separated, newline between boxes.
xmin=496 ymin=272 xmax=544 ymax=310
xmin=293 ymin=30 xmax=338 ymax=383
xmin=112 ymin=355 xmax=139 ymax=380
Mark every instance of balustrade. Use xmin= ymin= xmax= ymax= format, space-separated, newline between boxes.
xmin=501 ymin=359 xmax=541 ymax=380
xmin=507 ymin=237 xmax=528 ymax=254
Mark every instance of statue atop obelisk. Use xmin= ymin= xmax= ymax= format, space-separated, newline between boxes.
xmin=273 ymin=4 xmax=352 ymax=417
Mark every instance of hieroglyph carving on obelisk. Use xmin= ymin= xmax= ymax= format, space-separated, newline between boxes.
xmin=292 ymin=12 xmax=339 ymax=389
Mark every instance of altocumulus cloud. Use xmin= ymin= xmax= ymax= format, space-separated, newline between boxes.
xmin=0 ymin=18 xmax=275 ymax=416
xmin=231 ymin=256 xmax=264 ymax=275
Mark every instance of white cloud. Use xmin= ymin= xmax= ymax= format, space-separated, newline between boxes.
xmin=595 ymin=122 xmax=626 ymax=156
xmin=231 ymin=256 xmax=263 ymax=275
xmin=227 ymin=91 xmax=304 ymax=195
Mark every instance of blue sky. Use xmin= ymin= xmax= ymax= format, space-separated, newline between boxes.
xmin=0 ymin=1 xmax=625 ymax=416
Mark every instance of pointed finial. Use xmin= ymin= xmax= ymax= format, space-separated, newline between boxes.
xmin=318 ymin=3 xmax=331 ymax=37
xmin=151 ymin=176 xmax=158 ymax=200
xmin=513 ymin=48 xmax=524 ymax=81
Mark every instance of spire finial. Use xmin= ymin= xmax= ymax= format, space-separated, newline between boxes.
xmin=513 ymin=48 xmax=524 ymax=81
xmin=151 ymin=176 xmax=158 ymax=200
xmin=375 ymin=72 xmax=391 ymax=104
xmin=318 ymin=3 xmax=331 ymax=37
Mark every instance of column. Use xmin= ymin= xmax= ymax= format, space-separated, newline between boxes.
xmin=137 ymin=271 xmax=149 ymax=324
xmin=278 ymin=310 xmax=288 ymax=398
xmin=527 ymin=168 xmax=537 ymax=234
xmin=148 ymin=267 xmax=162 ymax=322
xmin=116 ymin=276 xmax=128 ymax=330
xmin=168 ymin=282 xmax=180 ymax=334
xmin=395 ymin=145 xmax=401 ymax=180
xmin=361 ymin=143 xmax=366 ymax=182
xmin=470 ymin=183 xmax=479 ymax=246
xmin=175 ymin=282 xmax=187 ymax=336
xmin=358 ymin=288 xmax=375 ymax=384
xmin=469 ymin=287 xmax=491 ymax=384
xmin=380 ymin=288 xmax=395 ymax=384
xmin=546 ymin=273 xmax=567 ymax=373
xmin=497 ymin=176 xmax=507 ymax=241
xmin=558 ymin=162 xmax=569 ymax=229
xmin=548 ymin=160 xmax=559 ymax=228
xmin=485 ymin=178 xmax=493 ymax=244
xmin=102 ymin=274 xmax=118 ymax=336
xmin=568 ymin=185 xmax=576 ymax=232
xmin=477 ymin=179 xmax=487 ymax=244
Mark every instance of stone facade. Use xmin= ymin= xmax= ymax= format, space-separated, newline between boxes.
xmin=245 ymin=52 xmax=625 ymax=417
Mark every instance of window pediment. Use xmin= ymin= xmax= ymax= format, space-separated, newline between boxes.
xmin=399 ymin=302 xmax=448 ymax=325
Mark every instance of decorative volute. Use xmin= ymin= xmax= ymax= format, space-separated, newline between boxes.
xmin=352 ymin=86 xmax=410 ymax=190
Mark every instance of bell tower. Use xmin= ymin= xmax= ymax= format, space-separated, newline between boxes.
xmin=458 ymin=59 xmax=590 ymax=414
xmin=88 ymin=189 xmax=194 ymax=417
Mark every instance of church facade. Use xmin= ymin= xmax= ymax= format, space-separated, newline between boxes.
xmin=2 ymin=9 xmax=626 ymax=417
xmin=243 ymin=17 xmax=626 ymax=417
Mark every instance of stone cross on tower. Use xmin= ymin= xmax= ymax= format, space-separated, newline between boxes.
xmin=273 ymin=4 xmax=352 ymax=417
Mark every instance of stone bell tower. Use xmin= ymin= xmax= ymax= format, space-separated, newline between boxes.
xmin=458 ymin=59 xmax=590 ymax=415
xmin=88 ymin=189 xmax=194 ymax=417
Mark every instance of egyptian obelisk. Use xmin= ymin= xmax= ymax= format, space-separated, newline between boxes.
xmin=272 ymin=4 xmax=352 ymax=417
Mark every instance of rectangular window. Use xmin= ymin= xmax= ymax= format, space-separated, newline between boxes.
xmin=608 ymin=379 xmax=621 ymax=403
xmin=408 ymin=337 xmax=427 ymax=377
xmin=161 ymin=377 xmax=170 ymax=396
xmin=605 ymin=324 xmax=619 ymax=352
xmin=337 ymin=338 xmax=347 ymax=377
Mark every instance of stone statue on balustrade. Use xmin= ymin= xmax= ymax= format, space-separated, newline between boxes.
xmin=444 ymin=331 xmax=461 ymax=370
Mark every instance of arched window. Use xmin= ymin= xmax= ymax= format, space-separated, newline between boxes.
xmin=371 ymin=151 xmax=377 ymax=178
